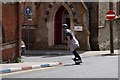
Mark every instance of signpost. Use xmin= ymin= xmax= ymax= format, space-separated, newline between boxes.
xmin=26 ymin=7 xmax=31 ymax=49
xmin=106 ymin=10 xmax=116 ymax=54
xmin=26 ymin=7 xmax=32 ymax=21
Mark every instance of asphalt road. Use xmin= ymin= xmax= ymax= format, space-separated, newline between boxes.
xmin=1 ymin=54 xmax=118 ymax=78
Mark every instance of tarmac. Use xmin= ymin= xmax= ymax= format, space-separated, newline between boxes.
xmin=0 ymin=50 xmax=119 ymax=74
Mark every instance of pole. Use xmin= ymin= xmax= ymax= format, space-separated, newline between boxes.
xmin=26 ymin=7 xmax=31 ymax=49
xmin=28 ymin=24 xmax=30 ymax=49
xmin=109 ymin=2 xmax=114 ymax=54
xmin=109 ymin=20 xmax=114 ymax=54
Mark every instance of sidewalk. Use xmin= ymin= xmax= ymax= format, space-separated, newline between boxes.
xmin=80 ymin=50 xmax=119 ymax=56
xmin=0 ymin=50 xmax=119 ymax=74
xmin=25 ymin=50 xmax=119 ymax=56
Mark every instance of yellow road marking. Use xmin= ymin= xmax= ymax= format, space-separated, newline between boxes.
xmin=0 ymin=65 xmax=62 ymax=76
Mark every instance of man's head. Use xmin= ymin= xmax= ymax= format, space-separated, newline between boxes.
xmin=62 ymin=24 xmax=68 ymax=29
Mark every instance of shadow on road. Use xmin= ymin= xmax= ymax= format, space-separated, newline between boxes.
xmin=23 ymin=54 xmax=72 ymax=58
xmin=63 ymin=63 xmax=82 ymax=66
xmin=95 ymin=54 xmax=120 ymax=57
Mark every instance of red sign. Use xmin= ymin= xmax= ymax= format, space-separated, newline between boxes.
xmin=106 ymin=11 xmax=116 ymax=20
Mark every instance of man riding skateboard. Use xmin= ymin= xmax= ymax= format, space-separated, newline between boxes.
xmin=62 ymin=24 xmax=82 ymax=65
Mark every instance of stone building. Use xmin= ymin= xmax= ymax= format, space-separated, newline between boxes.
xmin=20 ymin=1 xmax=120 ymax=51
xmin=21 ymin=2 xmax=90 ymax=50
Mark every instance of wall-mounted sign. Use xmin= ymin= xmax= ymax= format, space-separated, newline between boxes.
xmin=26 ymin=7 xmax=31 ymax=15
xmin=74 ymin=26 xmax=83 ymax=31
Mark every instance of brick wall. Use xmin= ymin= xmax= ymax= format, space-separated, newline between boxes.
xmin=0 ymin=3 xmax=2 ymax=21
xmin=2 ymin=3 xmax=18 ymax=42
xmin=1 ymin=3 xmax=19 ymax=61
xmin=0 ymin=3 xmax=2 ymax=62
xmin=2 ymin=42 xmax=18 ymax=61
xmin=0 ymin=3 xmax=2 ymax=41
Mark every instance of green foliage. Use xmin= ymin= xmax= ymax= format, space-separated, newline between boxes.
xmin=14 ymin=57 xmax=24 ymax=63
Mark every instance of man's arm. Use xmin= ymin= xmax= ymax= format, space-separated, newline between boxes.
xmin=66 ymin=36 xmax=71 ymax=50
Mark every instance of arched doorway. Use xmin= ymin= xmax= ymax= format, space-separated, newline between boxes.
xmin=47 ymin=3 xmax=74 ymax=47
xmin=54 ymin=5 xmax=70 ymax=45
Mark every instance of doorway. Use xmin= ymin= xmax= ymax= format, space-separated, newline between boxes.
xmin=54 ymin=5 xmax=70 ymax=45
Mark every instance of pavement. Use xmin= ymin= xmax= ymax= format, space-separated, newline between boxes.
xmin=25 ymin=50 xmax=119 ymax=56
xmin=0 ymin=50 xmax=119 ymax=74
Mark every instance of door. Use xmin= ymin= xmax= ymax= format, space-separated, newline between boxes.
xmin=54 ymin=6 xmax=65 ymax=45
xmin=62 ymin=18 xmax=70 ymax=44
xmin=62 ymin=8 xmax=70 ymax=44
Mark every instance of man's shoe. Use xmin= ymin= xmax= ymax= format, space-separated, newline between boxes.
xmin=72 ymin=57 xmax=82 ymax=63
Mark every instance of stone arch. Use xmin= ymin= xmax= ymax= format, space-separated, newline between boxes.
xmin=47 ymin=2 xmax=74 ymax=46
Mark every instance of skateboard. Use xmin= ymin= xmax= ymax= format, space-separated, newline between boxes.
xmin=72 ymin=57 xmax=82 ymax=65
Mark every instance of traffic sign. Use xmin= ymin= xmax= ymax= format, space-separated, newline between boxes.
xmin=106 ymin=11 xmax=116 ymax=20
xmin=26 ymin=7 xmax=31 ymax=15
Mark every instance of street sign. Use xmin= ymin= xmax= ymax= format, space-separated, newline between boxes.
xmin=26 ymin=7 xmax=31 ymax=15
xmin=106 ymin=11 xmax=116 ymax=20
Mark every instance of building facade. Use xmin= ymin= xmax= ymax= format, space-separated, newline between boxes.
xmin=20 ymin=2 xmax=120 ymax=51
xmin=1 ymin=1 xmax=119 ymax=62
xmin=21 ymin=2 xmax=90 ymax=50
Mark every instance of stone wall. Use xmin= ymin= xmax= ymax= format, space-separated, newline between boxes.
xmin=33 ymin=2 xmax=49 ymax=49
xmin=72 ymin=2 xmax=90 ymax=50
xmin=98 ymin=2 xmax=120 ymax=50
